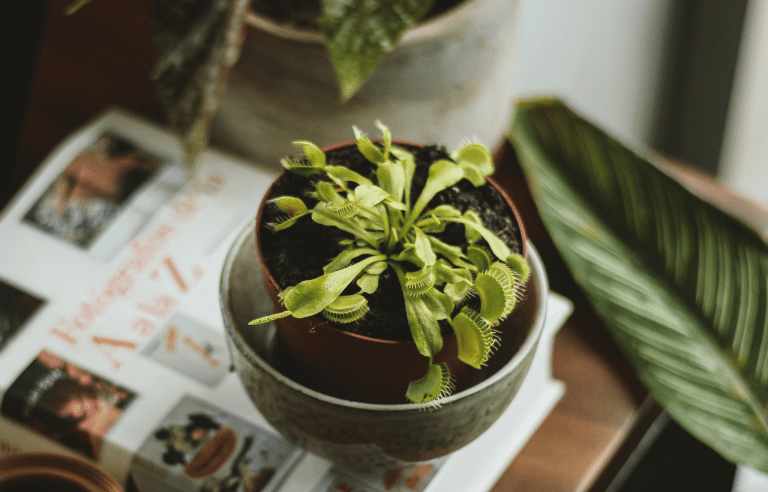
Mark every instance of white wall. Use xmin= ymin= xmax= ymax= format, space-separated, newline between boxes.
xmin=513 ymin=0 xmax=674 ymax=148
xmin=719 ymin=0 xmax=768 ymax=206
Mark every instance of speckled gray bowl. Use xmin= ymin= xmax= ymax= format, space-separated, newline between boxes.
xmin=220 ymin=221 xmax=548 ymax=468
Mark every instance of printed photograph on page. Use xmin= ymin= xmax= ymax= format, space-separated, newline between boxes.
xmin=132 ymin=395 xmax=303 ymax=492
xmin=0 ymin=278 xmax=45 ymax=354
xmin=317 ymin=458 xmax=445 ymax=492
xmin=0 ymin=350 xmax=136 ymax=459
xmin=22 ymin=132 xmax=164 ymax=249
xmin=141 ymin=313 xmax=230 ymax=387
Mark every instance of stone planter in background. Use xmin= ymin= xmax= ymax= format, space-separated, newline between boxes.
xmin=210 ymin=0 xmax=522 ymax=168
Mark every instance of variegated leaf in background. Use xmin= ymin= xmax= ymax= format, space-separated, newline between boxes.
xmin=320 ymin=0 xmax=434 ymax=101
xmin=509 ymin=99 xmax=768 ymax=472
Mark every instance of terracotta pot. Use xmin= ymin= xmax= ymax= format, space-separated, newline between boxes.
xmin=253 ymin=141 xmax=527 ymax=404
xmin=209 ymin=0 xmax=523 ymax=168
xmin=0 ymin=452 xmax=123 ymax=492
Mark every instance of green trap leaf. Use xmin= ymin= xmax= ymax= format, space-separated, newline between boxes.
xmin=406 ymin=362 xmax=454 ymax=405
xmin=451 ymin=307 xmax=498 ymax=369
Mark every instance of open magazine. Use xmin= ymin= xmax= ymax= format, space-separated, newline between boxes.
xmin=0 ymin=109 xmax=570 ymax=492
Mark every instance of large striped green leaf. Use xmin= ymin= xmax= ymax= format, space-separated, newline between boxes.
xmin=509 ymin=98 xmax=768 ymax=472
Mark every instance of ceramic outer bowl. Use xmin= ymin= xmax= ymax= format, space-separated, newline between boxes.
xmin=220 ymin=221 xmax=548 ymax=468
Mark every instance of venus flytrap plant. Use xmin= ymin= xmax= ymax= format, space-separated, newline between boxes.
xmin=250 ymin=123 xmax=529 ymax=405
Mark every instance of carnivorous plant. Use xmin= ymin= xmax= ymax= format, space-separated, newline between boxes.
xmin=250 ymin=123 xmax=530 ymax=404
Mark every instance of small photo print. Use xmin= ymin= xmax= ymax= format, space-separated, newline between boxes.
xmin=23 ymin=132 xmax=163 ymax=249
xmin=132 ymin=396 xmax=303 ymax=492
xmin=141 ymin=314 xmax=230 ymax=387
xmin=0 ymin=350 xmax=136 ymax=459
xmin=318 ymin=459 xmax=445 ymax=492
xmin=311 ymin=473 xmax=374 ymax=492
xmin=0 ymin=278 xmax=45 ymax=353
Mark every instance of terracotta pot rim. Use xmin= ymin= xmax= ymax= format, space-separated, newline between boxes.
xmin=0 ymin=452 xmax=123 ymax=492
xmin=221 ymin=221 xmax=548 ymax=411
xmin=255 ymin=139 xmax=528 ymax=346
xmin=244 ymin=0 xmax=488 ymax=46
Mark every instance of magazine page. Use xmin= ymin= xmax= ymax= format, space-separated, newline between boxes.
xmin=0 ymin=109 xmax=291 ymax=486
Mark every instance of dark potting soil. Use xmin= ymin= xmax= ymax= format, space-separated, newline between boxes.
xmin=259 ymin=143 xmax=524 ymax=342
xmin=251 ymin=0 xmax=466 ymax=31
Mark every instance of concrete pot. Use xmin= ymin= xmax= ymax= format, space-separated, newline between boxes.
xmin=210 ymin=0 xmax=523 ymax=168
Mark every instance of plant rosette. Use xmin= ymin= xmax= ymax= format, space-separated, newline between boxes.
xmin=249 ymin=123 xmax=530 ymax=405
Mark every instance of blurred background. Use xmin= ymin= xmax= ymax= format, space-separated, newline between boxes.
xmin=2 ymin=1 xmax=765 ymax=489
xmin=513 ymin=0 xmax=765 ymax=208
xmin=4 ymin=0 xmax=765 ymax=206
